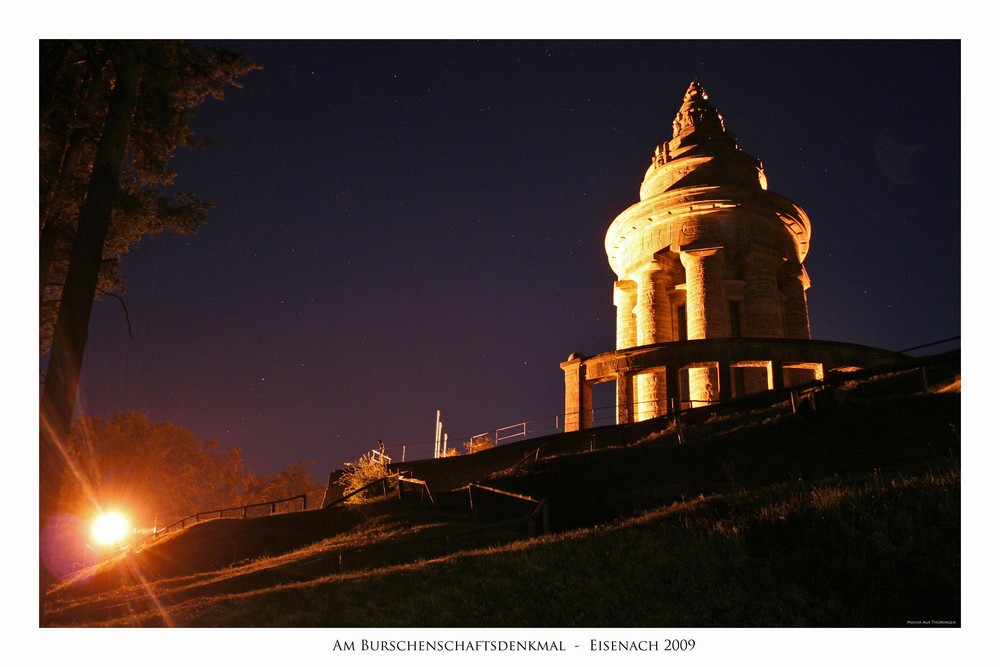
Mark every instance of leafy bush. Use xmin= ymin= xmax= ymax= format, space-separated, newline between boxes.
xmin=337 ymin=453 xmax=396 ymax=502
xmin=465 ymin=434 xmax=495 ymax=455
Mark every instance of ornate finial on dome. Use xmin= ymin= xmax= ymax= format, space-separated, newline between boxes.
xmin=646 ymin=81 xmax=760 ymax=191
xmin=671 ymin=81 xmax=727 ymax=139
xmin=685 ymin=80 xmax=708 ymax=101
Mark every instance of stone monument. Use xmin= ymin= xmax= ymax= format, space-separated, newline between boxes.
xmin=562 ymin=82 xmax=904 ymax=430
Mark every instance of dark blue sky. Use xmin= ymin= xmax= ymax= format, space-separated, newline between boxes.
xmin=68 ymin=40 xmax=960 ymax=480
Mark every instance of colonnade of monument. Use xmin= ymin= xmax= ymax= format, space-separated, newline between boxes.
xmin=613 ymin=245 xmax=813 ymax=415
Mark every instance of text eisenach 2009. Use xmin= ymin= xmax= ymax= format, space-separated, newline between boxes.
xmin=591 ymin=639 xmax=695 ymax=651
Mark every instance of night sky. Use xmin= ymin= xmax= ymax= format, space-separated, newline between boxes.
xmin=65 ymin=40 xmax=961 ymax=481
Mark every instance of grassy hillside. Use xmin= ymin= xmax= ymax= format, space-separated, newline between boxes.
xmin=44 ymin=355 xmax=960 ymax=628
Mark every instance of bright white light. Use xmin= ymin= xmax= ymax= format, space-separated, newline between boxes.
xmin=92 ymin=511 xmax=130 ymax=546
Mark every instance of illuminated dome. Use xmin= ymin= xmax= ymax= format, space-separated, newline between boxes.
xmin=640 ymin=81 xmax=767 ymax=199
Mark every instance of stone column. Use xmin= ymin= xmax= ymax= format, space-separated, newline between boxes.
xmin=680 ymin=248 xmax=729 ymax=340
xmin=680 ymin=249 xmax=728 ymax=406
xmin=771 ymin=361 xmax=785 ymax=391
xmin=634 ymin=369 xmax=666 ymax=421
xmin=633 ymin=263 xmax=672 ymax=345
xmin=780 ymin=266 xmax=811 ymax=339
xmin=717 ymin=361 xmax=732 ymax=401
xmin=613 ymin=280 xmax=637 ymax=350
xmin=560 ymin=354 xmax=593 ymax=431
xmin=616 ymin=370 xmax=633 ymax=425
xmin=633 ymin=263 xmax=669 ymax=419
xmin=665 ymin=366 xmax=681 ymax=413
xmin=743 ymin=246 xmax=785 ymax=338
xmin=686 ymin=365 xmax=717 ymax=407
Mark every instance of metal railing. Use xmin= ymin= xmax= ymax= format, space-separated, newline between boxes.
xmin=123 ymin=493 xmax=310 ymax=553
xmin=364 ymin=342 xmax=960 ymax=464
xmin=325 ymin=475 xmax=398 ymax=507
xmin=369 ymin=448 xmax=392 ymax=465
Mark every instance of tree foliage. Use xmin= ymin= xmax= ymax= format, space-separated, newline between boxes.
xmin=246 ymin=461 xmax=327 ymax=510
xmin=464 ymin=434 xmax=495 ymax=455
xmin=39 ymin=40 xmax=260 ymax=353
xmin=60 ymin=412 xmax=322 ymax=527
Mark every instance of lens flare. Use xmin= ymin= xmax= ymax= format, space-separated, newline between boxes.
xmin=92 ymin=511 xmax=130 ymax=545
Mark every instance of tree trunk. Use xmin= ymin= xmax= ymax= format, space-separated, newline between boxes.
xmin=40 ymin=127 xmax=90 ymax=351
xmin=40 ymin=42 xmax=102 ymax=337
xmin=39 ymin=41 xmax=146 ymax=623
